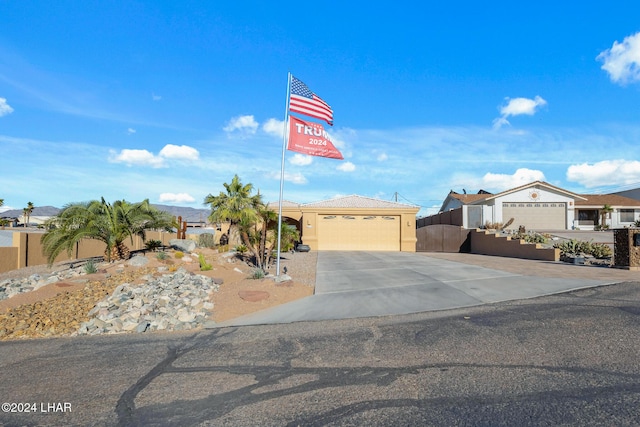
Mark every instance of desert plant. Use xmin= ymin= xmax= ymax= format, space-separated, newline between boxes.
xmin=553 ymin=239 xmax=583 ymax=255
xmin=174 ymin=251 xmax=184 ymax=259
xmin=589 ymin=243 xmax=613 ymax=259
xmin=83 ymin=260 xmax=98 ymax=274
xmin=41 ymin=198 xmax=174 ymax=264
xmin=198 ymin=253 xmax=212 ymax=271
xmin=145 ymin=239 xmax=163 ymax=252
xmin=169 ymin=265 xmax=178 ymax=272
xmin=198 ymin=233 xmax=216 ymax=248
xmin=235 ymin=244 xmax=248 ymax=254
xmin=515 ymin=232 xmax=548 ymax=244
xmin=249 ymin=268 xmax=265 ymax=279
xmin=156 ymin=251 xmax=167 ymax=260
xmin=218 ymin=244 xmax=229 ymax=253
xmin=634 ymin=219 xmax=640 ymax=227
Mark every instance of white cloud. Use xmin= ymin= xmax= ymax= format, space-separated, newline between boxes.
xmin=337 ymin=161 xmax=356 ymax=172
xmin=493 ymin=96 xmax=547 ymax=129
xmin=262 ymin=118 xmax=285 ymax=138
xmin=377 ymin=152 xmax=388 ymax=161
xmin=597 ymin=32 xmax=640 ymax=84
xmin=159 ymin=144 xmax=199 ymax=161
xmin=0 ymin=97 xmax=14 ymax=117
xmin=289 ymin=154 xmax=313 ymax=166
xmin=567 ymin=159 xmax=640 ymax=188
xmin=127 ymin=128 xmax=136 ymax=135
xmin=152 ymin=93 xmax=162 ymax=101
xmin=481 ymin=168 xmax=546 ymax=190
xmin=158 ymin=192 xmax=196 ymax=203
xmin=109 ymin=149 xmax=165 ymax=168
xmin=224 ymin=115 xmax=259 ymax=135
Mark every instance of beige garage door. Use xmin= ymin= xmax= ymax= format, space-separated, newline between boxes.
xmin=317 ymin=215 xmax=400 ymax=251
xmin=502 ymin=202 xmax=566 ymax=230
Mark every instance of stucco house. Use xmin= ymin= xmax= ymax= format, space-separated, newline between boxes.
xmin=270 ymin=195 xmax=420 ymax=251
xmin=438 ymin=181 xmax=640 ymax=231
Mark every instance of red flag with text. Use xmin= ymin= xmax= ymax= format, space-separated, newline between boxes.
xmin=287 ymin=116 xmax=343 ymax=160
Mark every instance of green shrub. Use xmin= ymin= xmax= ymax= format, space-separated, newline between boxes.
xmin=198 ymin=233 xmax=216 ymax=248
xmin=250 ymin=268 xmax=265 ymax=279
xmin=235 ymin=244 xmax=248 ymax=254
xmin=156 ymin=251 xmax=167 ymax=260
xmin=588 ymin=243 xmax=612 ymax=259
xmin=198 ymin=253 xmax=212 ymax=271
xmin=217 ymin=244 xmax=229 ymax=253
xmin=174 ymin=251 xmax=184 ymax=259
xmin=145 ymin=239 xmax=163 ymax=252
xmin=553 ymin=239 xmax=582 ymax=255
xmin=83 ymin=260 xmax=98 ymax=274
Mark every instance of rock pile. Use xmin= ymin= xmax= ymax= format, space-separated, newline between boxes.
xmin=0 ymin=269 xmax=87 ymax=301
xmin=76 ymin=268 xmax=219 ymax=336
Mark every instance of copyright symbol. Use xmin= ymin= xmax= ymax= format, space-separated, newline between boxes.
xmin=1 ymin=403 xmax=10 ymax=412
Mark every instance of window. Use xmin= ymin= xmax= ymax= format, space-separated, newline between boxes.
xmin=620 ymin=209 xmax=636 ymax=223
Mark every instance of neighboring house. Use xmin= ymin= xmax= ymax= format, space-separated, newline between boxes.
xmin=270 ymin=195 xmax=420 ymax=252
xmin=436 ymin=181 xmax=640 ymax=231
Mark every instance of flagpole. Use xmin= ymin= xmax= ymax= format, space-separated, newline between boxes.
xmin=276 ymin=72 xmax=292 ymax=278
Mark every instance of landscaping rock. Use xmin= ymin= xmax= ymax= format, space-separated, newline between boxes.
xmin=169 ymin=239 xmax=196 ymax=253
xmin=76 ymin=268 xmax=219 ymax=336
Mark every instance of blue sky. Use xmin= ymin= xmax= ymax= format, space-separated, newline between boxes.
xmin=2 ymin=1 xmax=640 ymax=217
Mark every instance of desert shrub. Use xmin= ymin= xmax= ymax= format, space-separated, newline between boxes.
xmin=174 ymin=251 xmax=184 ymax=259
xmin=249 ymin=268 xmax=265 ymax=279
xmin=169 ymin=265 xmax=178 ymax=272
xmin=198 ymin=253 xmax=212 ymax=271
xmin=198 ymin=233 xmax=215 ymax=248
xmin=156 ymin=251 xmax=167 ymax=260
xmin=553 ymin=239 xmax=583 ymax=255
xmin=235 ymin=244 xmax=248 ymax=254
xmin=145 ymin=239 xmax=163 ymax=252
xmin=515 ymin=232 xmax=548 ymax=244
xmin=588 ymin=243 xmax=612 ymax=259
xmin=217 ymin=244 xmax=229 ymax=253
xmin=83 ymin=260 xmax=98 ymax=274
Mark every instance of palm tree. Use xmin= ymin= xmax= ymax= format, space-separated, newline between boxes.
xmin=22 ymin=207 xmax=29 ymax=227
xmin=41 ymin=198 xmax=174 ymax=265
xmin=204 ymin=175 xmax=263 ymax=247
xmin=26 ymin=201 xmax=34 ymax=226
xmin=600 ymin=204 xmax=613 ymax=230
xmin=0 ymin=199 xmax=4 ymax=208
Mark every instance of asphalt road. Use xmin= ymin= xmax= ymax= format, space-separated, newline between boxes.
xmin=1 ymin=281 xmax=640 ymax=426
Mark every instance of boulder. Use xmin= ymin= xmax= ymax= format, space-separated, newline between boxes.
xmin=169 ymin=239 xmax=197 ymax=253
xmin=128 ymin=255 xmax=149 ymax=267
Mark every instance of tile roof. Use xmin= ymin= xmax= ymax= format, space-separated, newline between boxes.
xmin=576 ymin=194 xmax=640 ymax=207
xmin=302 ymin=195 xmax=418 ymax=209
xmin=267 ymin=200 xmax=300 ymax=209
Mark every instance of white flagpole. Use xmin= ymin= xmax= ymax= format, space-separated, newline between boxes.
xmin=276 ymin=72 xmax=292 ymax=277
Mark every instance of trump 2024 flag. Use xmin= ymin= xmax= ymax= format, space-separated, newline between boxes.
xmin=289 ymin=76 xmax=334 ymax=125
xmin=288 ymin=115 xmax=343 ymax=160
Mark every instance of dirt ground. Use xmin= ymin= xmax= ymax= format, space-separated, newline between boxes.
xmin=0 ymin=248 xmax=315 ymax=336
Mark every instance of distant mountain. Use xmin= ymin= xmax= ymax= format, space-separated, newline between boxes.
xmin=1 ymin=206 xmax=61 ymax=218
xmin=1 ymin=204 xmax=211 ymax=224
xmin=152 ymin=204 xmax=210 ymax=223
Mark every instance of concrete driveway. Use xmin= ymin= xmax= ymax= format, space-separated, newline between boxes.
xmin=209 ymin=251 xmax=612 ymax=328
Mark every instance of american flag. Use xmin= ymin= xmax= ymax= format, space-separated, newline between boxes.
xmin=289 ymin=76 xmax=333 ymax=125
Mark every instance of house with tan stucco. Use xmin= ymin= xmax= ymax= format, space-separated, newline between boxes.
xmin=270 ymin=195 xmax=420 ymax=252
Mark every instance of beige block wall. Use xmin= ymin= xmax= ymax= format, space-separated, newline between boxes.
xmin=0 ymin=230 xmax=179 ymax=273
xmin=470 ymin=229 xmax=560 ymax=261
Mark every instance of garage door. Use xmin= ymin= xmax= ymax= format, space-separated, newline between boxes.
xmin=502 ymin=202 xmax=566 ymax=230
xmin=317 ymin=215 xmax=400 ymax=251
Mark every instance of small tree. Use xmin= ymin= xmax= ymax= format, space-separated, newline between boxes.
xmin=599 ymin=204 xmax=613 ymax=229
